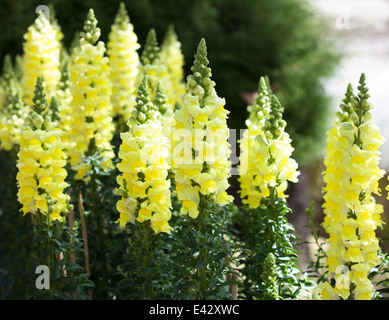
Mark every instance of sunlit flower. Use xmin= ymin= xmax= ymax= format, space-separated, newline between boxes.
xmin=67 ymin=9 xmax=115 ymax=180
xmin=171 ymin=38 xmax=233 ymax=218
xmin=16 ymin=77 xmax=69 ymax=221
xmin=116 ymin=76 xmax=172 ymax=233
xmin=21 ymin=12 xmax=61 ymax=104
xmin=321 ymin=74 xmax=385 ymax=300
xmin=238 ymin=77 xmax=299 ymax=208
xmin=107 ymin=2 xmax=140 ymax=121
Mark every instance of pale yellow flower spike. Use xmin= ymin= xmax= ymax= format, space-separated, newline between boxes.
xmin=16 ymin=77 xmax=70 ymax=222
xmin=116 ymin=76 xmax=172 ymax=234
xmin=321 ymin=74 xmax=385 ymax=300
xmin=22 ymin=12 xmax=61 ymax=104
xmin=68 ymin=9 xmax=115 ymax=181
xmin=238 ymin=77 xmax=299 ymax=209
xmin=107 ymin=2 xmax=140 ymax=120
xmin=172 ymin=38 xmax=233 ymax=219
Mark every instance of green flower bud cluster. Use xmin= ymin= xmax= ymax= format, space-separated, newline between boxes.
xmin=141 ymin=29 xmax=161 ymax=65
xmin=114 ymin=2 xmax=130 ymax=28
xmin=129 ymin=76 xmax=156 ymax=125
xmin=187 ymin=38 xmax=215 ymax=104
xmin=153 ymin=82 xmax=168 ymax=115
xmin=264 ymin=95 xmax=286 ymax=140
xmin=260 ymin=253 xmax=279 ymax=300
xmin=58 ymin=62 xmax=70 ymax=92
xmin=6 ymin=81 xmax=24 ymax=115
xmin=80 ymin=9 xmax=101 ymax=45
xmin=49 ymin=95 xmax=60 ymax=123
xmin=337 ymin=83 xmax=354 ymax=123
xmin=27 ymin=77 xmax=51 ymax=130
xmin=248 ymin=76 xmax=271 ymax=122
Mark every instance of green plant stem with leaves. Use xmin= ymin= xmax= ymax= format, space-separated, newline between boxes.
xmin=28 ymin=208 xmax=93 ymax=300
xmin=235 ymin=187 xmax=313 ymax=300
xmin=71 ymin=148 xmax=123 ymax=300
xmin=117 ymin=219 xmax=174 ymax=300
xmin=172 ymin=195 xmax=236 ymax=300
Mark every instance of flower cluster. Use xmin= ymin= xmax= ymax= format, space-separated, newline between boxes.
xmin=239 ymin=77 xmax=299 ymax=209
xmin=68 ymin=9 xmax=115 ymax=180
xmin=16 ymin=77 xmax=70 ymax=221
xmin=107 ymin=3 xmax=140 ymax=120
xmin=172 ymin=38 xmax=233 ymax=218
xmin=321 ymin=74 xmax=385 ymax=300
xmin=116 ymin=77 xmax=172 ymax=234
xmin=21 ymin=12 xmax=61 ymax=104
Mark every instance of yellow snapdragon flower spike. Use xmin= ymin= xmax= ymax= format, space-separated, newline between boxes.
xmin=107 ymin=2 xmax=140 ymax=120
xmin=16 ymin=77 xmax=69 ymax=222
xmin=68 ymin=9 xmax=115 ymax=180
xmin=321 ymin=74 xmax=385 ymax=300
xmin=238 ymin=77 xmax=299 ymax=209
xmin=172 ymin=38 xmax=233 ymax=219
xmin=116 ymin=76 xmax=172 ymax=234
xmin=22 ymin=12 xmax=61 ymax=104
xmin=161 ymin=25 xmax=186 ymax=107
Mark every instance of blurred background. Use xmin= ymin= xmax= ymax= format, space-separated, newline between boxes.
xmin=0 ymin=0 xmax=388 ymax=264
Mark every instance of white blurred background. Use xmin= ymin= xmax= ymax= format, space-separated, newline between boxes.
xmin=310 ymin=0 xmax=389 ymax=167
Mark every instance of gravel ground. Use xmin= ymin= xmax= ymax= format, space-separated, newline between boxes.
xmin=310 ymin=0 xmax=389 ymax=167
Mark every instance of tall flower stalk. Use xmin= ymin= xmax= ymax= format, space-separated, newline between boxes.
xmin=16 ymin=77 xmax=69 ymax=220
xmin=171 ymin=39 xmax=234 ymax=299
xmin=236 ymin=77 xmax=310 ymax=299
xmin=116 ymin=76 xmax=172 ymax=233
xmin=321 ymin=74 xmax=385 ymax=300
xmin=16 ymin=77 xmax=91 ymax=299
xmin=172 ymin=38 xmax=233 ymax=218
xmin=107 ymin=2 xmax=140 ymax=126
xmin=68 ymin=9 xmax=115 ymax=181
xmin=116 ymin=76 xmax=173 ymax=299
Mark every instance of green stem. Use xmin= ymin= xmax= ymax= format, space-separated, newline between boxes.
xmin=197 ymin=194 xmax=208 ymax=299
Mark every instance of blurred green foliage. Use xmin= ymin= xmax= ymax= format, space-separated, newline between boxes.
xmin=0 ymin=0 xmax=340 ymax=164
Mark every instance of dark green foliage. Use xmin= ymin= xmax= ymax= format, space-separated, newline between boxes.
xmin=233 ymin=188 xmax=313 ymax=299
xmin=71 ymin=150 xmax=127 ymax=300
xmin=0 ymin=148 xmax=32 ymax=299
xmin=27 ymin=207 xmax=93 ymax=300
xmin=116 ymin=197 xmax=239 ymax=300
xmin=304 ymin=202 xmax=328 ymax=288
xmin=170 ymin=197 xmax=237 ymax=300
xmin=116 ymin=221 xmax=175 ymax=300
